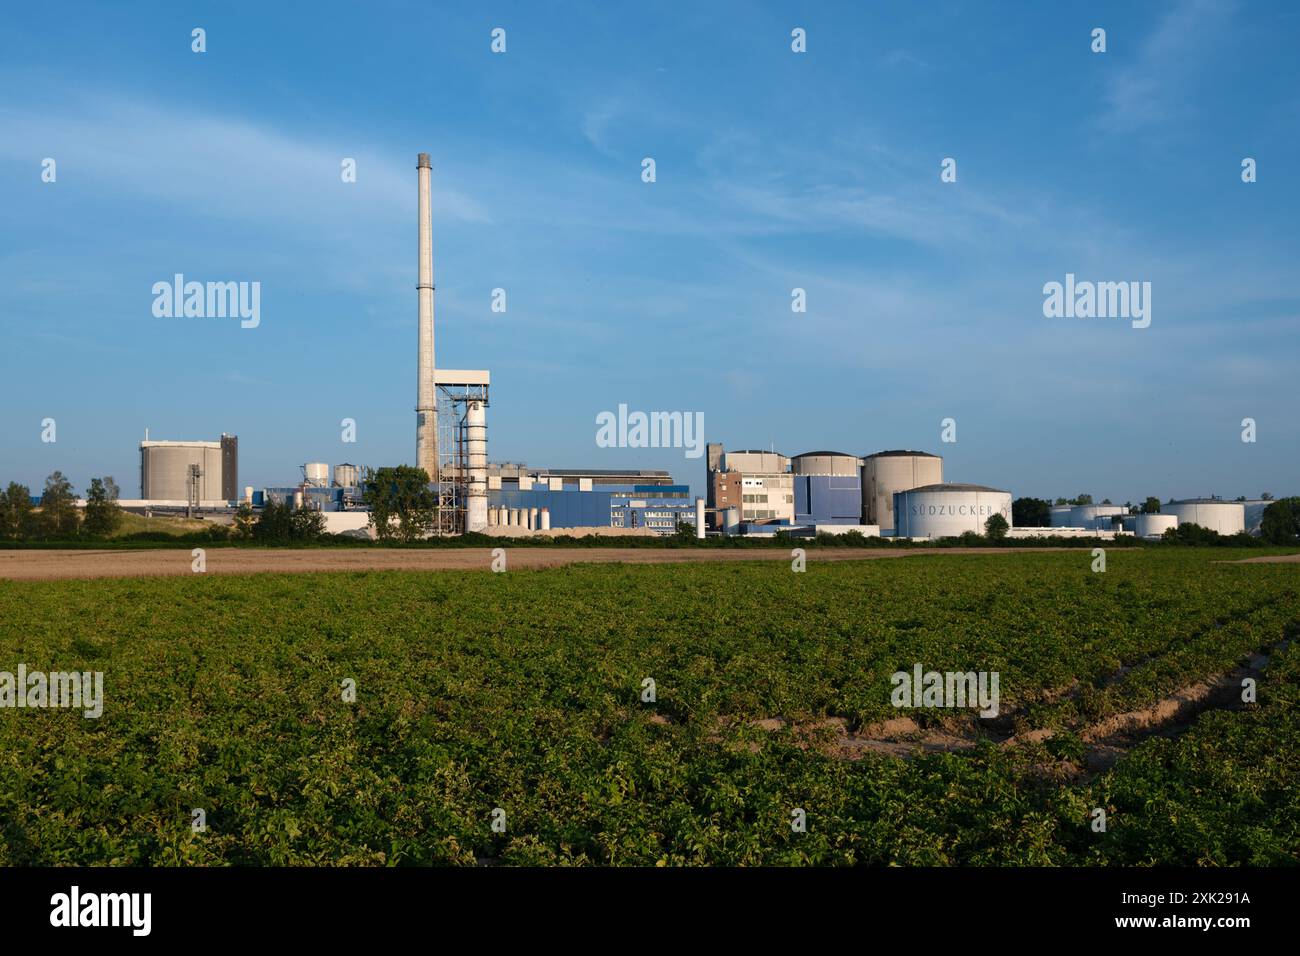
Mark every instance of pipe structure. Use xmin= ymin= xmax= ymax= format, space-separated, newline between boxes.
xmin=540 ymin=508 xmax=551 ymax=531
xmin=528 ymin=507 xmax=538 ymax=531
xmin=466 ymin=399 xmax=488 ymax=531
xmin=695 ymin=497 xmax=705 ymax=539
xmin=415 ymin=153 xmax=438 ymax=484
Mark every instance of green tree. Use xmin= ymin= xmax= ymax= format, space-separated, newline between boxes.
xmin=1141 ymin=497 xmax=1161 ymax=514
xmin=291 ymin=506 xmax=327 ymax=539
xmin=363 ymin=466 xmax=436 ymax=542
xmin=1072 ymin=494 xmax=1093 ymax=506
xmin=985 ymin=513 xmax=1009 ymax=540
xmin=232 ymin=502 xmax=257 ymax=538
xmin=252 ymin=500 xmax=326 ymax=542
xmin=1259 ymin=498 xmax=1300 ymax=545
xmin=1012 ymin=497 xmax=1050 ymax=527
xmin=38 ymin=471 xmax=79 ymax=538
xmin=0 ymin=483 xmax=37 ymax=540
xmin=82 ymin=476 xmax=123 ymax=537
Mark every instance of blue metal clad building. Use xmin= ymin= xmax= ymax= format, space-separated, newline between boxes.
xmin=794 ymin=474 xmax=862 ymax=524
xmin=491 ymin=487 xmax=613 ymax=528
xmin=490 ymin=482 xmax=696 ymax=534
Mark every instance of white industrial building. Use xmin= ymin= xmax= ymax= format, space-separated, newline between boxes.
xmin=724 ymin=450 xmax=794 ymax=523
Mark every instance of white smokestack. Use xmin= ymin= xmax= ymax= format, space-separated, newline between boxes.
xmin=415 ymin=152 xmax=438 ymax=484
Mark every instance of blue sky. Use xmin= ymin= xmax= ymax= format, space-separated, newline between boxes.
xmin=2 ymin=0 xmax=1297 ymax=504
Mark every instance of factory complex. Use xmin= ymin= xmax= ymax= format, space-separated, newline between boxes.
xmin=93 ymin=153 xmax=1279 ymax=542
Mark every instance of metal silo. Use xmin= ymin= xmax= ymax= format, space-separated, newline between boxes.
xmin=1069 ymin=504 xmax=1126 ymax=529
xmin=1165 ymin=499 xmax=1245 ymax=535
xmin=892 ymin=483 xmax=1012 ymax=538
xmin=303 ymin=463 xmax=330 ymax=488
xmin=1135 ymin=513 xmax=1178 ymax=538
xmin=861 ymin=450 xmax=943 ymax=534
xmin=140 ymin=439 xmax=224 ymax=500
xmin=333 ymin=463 xmax=360 ymax=488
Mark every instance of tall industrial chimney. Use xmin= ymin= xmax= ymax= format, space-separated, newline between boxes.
xmin=415 ymin=152 xmax=438 ymax=484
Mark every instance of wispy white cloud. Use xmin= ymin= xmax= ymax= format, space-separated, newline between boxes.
xmin=0 ymin=94 xmax=491 ymax=227
xmin=1097 ymin=0 xmax=1236 ymax=133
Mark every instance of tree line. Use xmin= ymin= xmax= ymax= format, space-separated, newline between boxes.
xmin=0 ymin=471 xmax=124 ymax=540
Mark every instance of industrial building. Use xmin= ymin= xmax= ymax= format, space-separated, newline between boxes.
xmin=724 ymin=450 xmax=795 ymax=523
xmin=139 ymin=434 xmax=237 ymax=502
xmin=792 ymin=451 xmax=863 ymax=525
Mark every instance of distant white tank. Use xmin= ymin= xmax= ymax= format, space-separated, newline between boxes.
xmin=333 ymin=463 xmax=359 ymax=488
xmin=303 ymin=463 xmax=330 ymax=488
xmin=540 ymin=508 xmax=551 ymax=531
xmin=1165 ymin=500 xmax=1245 ymax=535
xmin=1070 ymin=504 xmax=1126 ymax=529
xmin=1050 ymin=506 xmax=1075 ymax=527
xmin=1135 ymin=513 xmax=1179 ymax=538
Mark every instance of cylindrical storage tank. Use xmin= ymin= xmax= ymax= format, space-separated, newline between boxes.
xmin=243 ymin=485 xmax=254 ymax=505
xmin=695 ymin=497 xmax=705 ymax=539
xmin=1069 ymin=504 xmax=1126 ymax=529
xmin=333 ymin=463 xmax=359 ymax=488
xmin=892 ymin=483 xmax=1013 ymax=538
xmin=303 ymin=462 xmax=330 ymax=488
xmin=1165 ymin=500 xmax=1245 ymax=535
xmin=1050 ymin=506 xmax=1074 ymax=527
xmin=140 ymin=441 xmax=224 ymax=500
xmin=861 ymin=451 xmax=943 ymax=534
xmin=293 ymin=490 xmax=304 ymax=509
xmin=1120 ymin=513 xmax=1138 ymax=532
xmin=465 ymin=400 xmax=489 ymax=532
xmin=540 ymin=508 xmax=551 ymax=531
xmin=528 ymin=507 xmax=538 ymax=531
xmin=791 ymin=451 xmax=861 ymax=476
xmin=724 ymin=507 xmax=740 ymax=534
xmin=1135 ymin=513 xmax=1179 ymax=538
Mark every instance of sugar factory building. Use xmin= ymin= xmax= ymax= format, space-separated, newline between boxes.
xmin=115 ymin=152 xmax=1277 ymax=542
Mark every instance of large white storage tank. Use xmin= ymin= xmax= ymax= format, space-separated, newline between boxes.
xmin=862 ymin=450 xmax=943 ymax=534
xmin=1165 ymin=499 xmax=1245 ymax=535
xmin=333 ymin=463 xmax=360 ymax=488
xmin=892 ymin=483 xmax=1013 ymax=538
xmin=303 ymin=462 xmax=330 ymax=488
xmin=1135 ymin=514 xmax=1179 ymax=538
xmin=1070 ymin=504 xmax=1126 ymax=529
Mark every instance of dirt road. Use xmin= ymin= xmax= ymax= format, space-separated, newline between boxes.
xmin=0 ymin=546 xmax=1071 ymax=582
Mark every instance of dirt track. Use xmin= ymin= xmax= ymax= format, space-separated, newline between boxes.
xmin=0 ymin=546 xmax=1070 ymax=582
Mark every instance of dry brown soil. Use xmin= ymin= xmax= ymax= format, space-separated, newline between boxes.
xmin=0 ymin=546 xmax=1070 ymax=581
